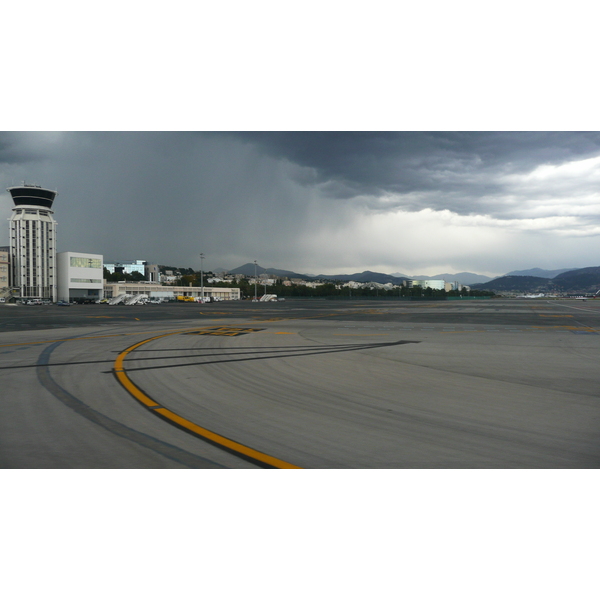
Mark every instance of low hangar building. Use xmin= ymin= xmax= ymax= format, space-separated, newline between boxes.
xmin=103 ymin=281 xmax=241 ymax=301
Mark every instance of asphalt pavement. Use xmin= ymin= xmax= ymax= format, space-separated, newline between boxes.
xmin=1 ymin=298 xmax=599 ymax=468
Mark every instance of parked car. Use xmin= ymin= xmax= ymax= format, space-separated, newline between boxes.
xmin=57 ymin=300 xmax=70 ymax=306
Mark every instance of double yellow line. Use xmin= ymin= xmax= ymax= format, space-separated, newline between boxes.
xmin=113 ymin=331 xmax=301 ymax=469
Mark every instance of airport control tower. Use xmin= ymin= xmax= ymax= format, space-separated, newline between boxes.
xmin=7 ymin=184 xmax=58 ymax=301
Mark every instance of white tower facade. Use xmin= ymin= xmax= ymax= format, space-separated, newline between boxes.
xmin=8 ymin=184 xmax=58 ymax=301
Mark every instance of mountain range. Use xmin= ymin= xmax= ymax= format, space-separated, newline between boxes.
xmin=221 ymin=263 xmax=600 ymax=292
xmin=503 ymin=267 xmax=578 ymax=278
xmin=223 ymin=263 xmax=600 ymax=293
xmin=224 ymin=264 xmax=492 ymax=285
xmin=471 ymin=266 xmax=600 ymax=293
xmin=222 ymin=263 xmax=307 ymax=278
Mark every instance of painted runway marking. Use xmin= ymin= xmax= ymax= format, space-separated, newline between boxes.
xmin=186 ymin=327 xmax=265 ymax=337
xmin=113 ymin=331 xmax=301 ymax=469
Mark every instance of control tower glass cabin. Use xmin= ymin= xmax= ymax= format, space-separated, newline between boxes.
xmin=8 ymin=184 xmax=58 ymax=301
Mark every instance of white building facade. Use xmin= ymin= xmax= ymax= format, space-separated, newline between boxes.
xmin=7 ymin=185 xmax=58 ymax=301
xmin=57 ymin=252 xmax=104 ymax=302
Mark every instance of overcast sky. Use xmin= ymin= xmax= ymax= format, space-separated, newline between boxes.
xmin=1 ymin=131 xmax=599 ymax=277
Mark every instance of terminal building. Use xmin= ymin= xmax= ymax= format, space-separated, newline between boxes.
xmin=7 ymin=184 xmax=58 ymax=301
xmin=103 ymin=281 xmax=241 ymax=301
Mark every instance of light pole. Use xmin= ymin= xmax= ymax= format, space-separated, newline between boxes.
xmin=254 ymin=260 xmax=258 ymax=301
xmin=200 ymin=253 xmax=204 ymax=302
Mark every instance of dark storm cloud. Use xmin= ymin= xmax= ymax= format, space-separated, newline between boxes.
xmin=0 ymin=132 xmax=48 ymax=164
xmin=237 ymin=131 xmax=600 ymax=183
xmin=1 ymin=132 xmax=331 ymax=269
xmin=2 ymin=131 xmax=600 ymax=276
xmin=233 ymin=131 xmax=600 ymax=214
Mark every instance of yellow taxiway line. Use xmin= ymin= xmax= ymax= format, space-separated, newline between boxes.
xmin=113 ymin=330 xmax=301 ymax=469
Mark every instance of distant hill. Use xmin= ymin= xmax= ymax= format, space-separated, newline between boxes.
xmin=552 ymin=266 xmax=600 ymax=292
xmin=504 ymin=267 xmax=577 ymax=278
xmin=225 ymin=265 xmax=493 ymax=285
xmin=472 ymin=275 xmax=553 ymax=292
xmin=473 ymin=266 xmax=600 ymax=293
xmin=314 ymin=271 xmax=405 ymax=285
xmin=431 ymin=272 xmax=493 ymax=284
xmin=227 ymin=263 xmax=259 ymax=276
xmin=224 ymin=264 xmax=600 ymax=292
xmin=228 ymin=263 xmax=309 ymax=278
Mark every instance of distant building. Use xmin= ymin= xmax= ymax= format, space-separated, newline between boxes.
xmin=259 ymin=276 xmax=276 ymax=285
xmin=442 ymin=281 xmax=470 ymax=292
xmin=7 ymin=184 xmax=58 ymax=301
xmin=0 ymin=247 xmax=10 ymax=298
xmin=145 ymin=264 xmax=160 ymax=282
xmin=404 ymin=279 xmax=445 ymax=290
xmin=103 ymin=259 xmax=146 ymax=276
xmin=57 ymin=252 xmax=104 ymax=303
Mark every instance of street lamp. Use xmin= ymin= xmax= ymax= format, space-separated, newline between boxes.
xmin=254 ymin=260 xmax=258 ymax=301
xmin=200 ymin=253 xmax=205 ymax=302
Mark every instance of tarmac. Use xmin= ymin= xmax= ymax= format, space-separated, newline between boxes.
xmin=1 ymin=297 xmax=599 ymax=468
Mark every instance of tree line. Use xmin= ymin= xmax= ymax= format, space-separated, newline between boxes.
xmin=204 ymin=278 xmax=493 ymax=299
xmin=103 ymin=268 xmax=493 ymax=298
